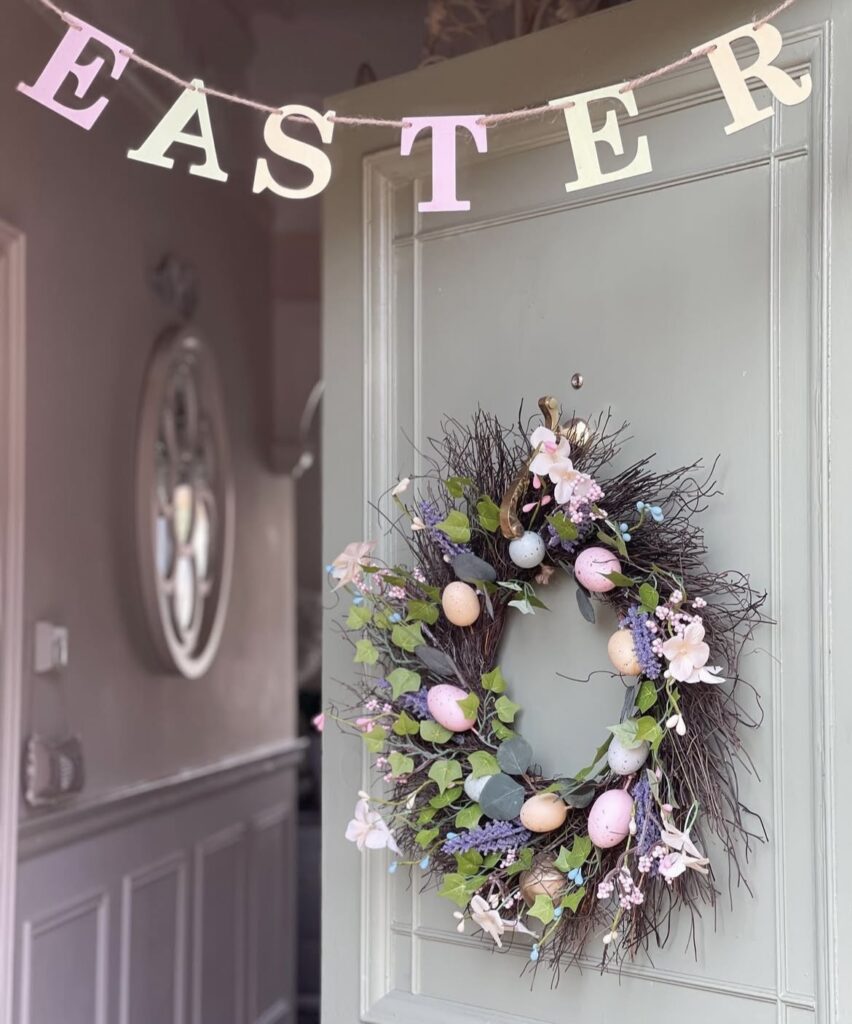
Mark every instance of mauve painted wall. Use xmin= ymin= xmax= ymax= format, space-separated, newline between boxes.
xmin=0 ymin=7 xmax=295 ymax=807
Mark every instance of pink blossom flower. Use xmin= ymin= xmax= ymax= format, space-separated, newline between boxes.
xmin=529 ymin=427 xmax=571 ymax=477
xmin=311 ymin=712 xmax=325 ymax=733
xmin=330 ymin=540 xmax=376 ymax=590
xmin=344 ymin=798 xmax=400 ymax=854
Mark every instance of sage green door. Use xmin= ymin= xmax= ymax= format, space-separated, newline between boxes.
xmin=322 ymin=1 xmax=852 ymax=1020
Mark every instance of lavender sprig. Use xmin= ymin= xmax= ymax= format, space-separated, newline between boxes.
xmin=620 ymin=606 xmax=663 ymax=680
xmin=419 ymin=500 xmax=471 ymax=560
xmin=442 ymin=820 xmax=531 ymax=855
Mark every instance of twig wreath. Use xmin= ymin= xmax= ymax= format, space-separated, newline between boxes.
xmin=328 ymin=397 xmax=768 ymax=975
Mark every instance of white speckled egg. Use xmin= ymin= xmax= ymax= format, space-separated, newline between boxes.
xmin=441 ymin=581 xmax=481 ymax=627
xmin=508 ymin=531 xmax=546 ymax=569
xmin=607 ymin=629 xmax=642 ymax=676
xmin=519 ymin=793 xmax=569 ymax=833
xmin=588 ymin=789 xmax=633 ymax=849
xmin=426 ymin=684 xmax=476 ymax=732
xmin=607 ymin=737 xmax=650 ymax=776
xmin=464 ymin=774 xmax=493 ymax=802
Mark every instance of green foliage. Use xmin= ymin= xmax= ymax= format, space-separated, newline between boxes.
xmin=478 ymin=773 xmax=525 ymax=820
xmin=639 ymin=582 xmax=660 ymax=612
xmin=387 ymin=667 xmax=422 ymax=700
xmin=362 ymin=726 xmax=386 ymax=753
xmin=445 ymin=476 xmax=474 ymax=498
xmin=417 ymin=806 xmax=437 ymax=825
xmin=415 ymin=828 xmax=439 ymax=848
xmin=388 ymin=752 xmax=414 ymax=777
xmin=476 ymin=495 xmax=501 ymax=533
xmin=429 ymin=759 xmax=463 ymax=794
xmin=454 ymin=804 xmax=482 ymax=830
xmin=553 ymin=835 xmax=592 ymax=873
xmin=347 ymin=604 xmax=372 ymax=629
xmin=429 ymin=785 xmax=462 ymax=808
xmin=456 ymin=693 xmax=480 ymax=720
xmin=495 ymin=696 xmax=521 ymax=723
xmin=420 ymin=720 xmax=453 ymax=744
xmin=561 ymin=886 xmax=586 ymax=913
xmin=481 ymin=666 xmax=507 ymax=693
xmin=496 ymin=736 xmax=533 ymax=775
xmin=636 ymin=679 xmax=658 ymax=712
xmin=492 ymin=721 xmax=515 ymax=741
xmin=605 ymin=571 xmax=636 ymax=588
xmin=505 ymin=847 xmax=534 ymax=877
xmin=354 ymin=639 xmax=379 ymax=665
xmin=597 ymin=527 xmax=628 ymax=559
xmin=391 ymin=621 xmax=425 ymax=652
xmin=546 ymin=512 xmax=579 ymax=542
xmin=467 ymin=750 xmax=500 ymax=778
xmin=454 ymin=850 xmax=483 ymax=876
xmin=406 ymin=600 xmax=439 ymax=625
xmin=438 ymin=873 xmax=478 ymax=908
xmin=608 ymin=715 xmax=663 ymax=750
xmin=392 ymin=711 xmax=421 ymax=736
xmin=527 ymin=894 xmax=555 ymax=925
xmin=435 ymin=510 xmax=471 ymax=544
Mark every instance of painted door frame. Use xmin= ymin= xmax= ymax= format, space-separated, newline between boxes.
xmin=0 ymin=219 xmax=26 ymax=1024
xmin=322 ymin=0 xmax=852 ymax=1020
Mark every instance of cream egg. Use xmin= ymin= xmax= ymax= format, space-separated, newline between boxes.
xmin=519 ymin=792 xmax=569 ymax=833
xmin=607 ymin=737 xmax=650 ymax=776
xmin=607 ymin=629 xmax=642 ymax=676
xmin=441 ymin=581 xmax=481 ymax=627
xmin=426 ymin=684 xmax=476 ymax=732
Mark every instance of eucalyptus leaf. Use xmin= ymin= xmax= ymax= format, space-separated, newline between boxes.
xmin=496 ymin=736 xmax=533 ymax=776
xmin=452 ymin=552 xmax=497 ymax=584
xmin=478 ymin=773 xmax=525 ymax=821
xmin=576 ymin=586 xmax=596 ymax=624
xmin=416 ymin=645 xmax=457 ymax=678
xmin=556 ymin=777 xmax=598 ymax=809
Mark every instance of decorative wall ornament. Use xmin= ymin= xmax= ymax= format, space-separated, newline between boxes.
xmin=19 ymin=0 xmax=807 ymax=209
xmin=135 ymin=326 xmax=235 ymax=679
xmin=328 ymin=397 xmax=767 ymax=976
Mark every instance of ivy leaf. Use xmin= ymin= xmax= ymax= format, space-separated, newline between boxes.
xmin=417 ymin=806 xmax=437 ymax=825
xmin=561 ymin=886 xmax=586 ymax=913
xmin=373 ymin=611 xmax=391 ymax=630
xmin=492 ymin=721 xmax=515 ymax=741
xmin=636 ymin=679 xmax=658 ymax=713
xmin=438 ymin=873 xmax=474 ymax=908
xmin=506 ymin=847 xmax=534 ymax=876
xmin=429 ymin=785 xmax=463 ymax=808
xmin=347 ymin=604 xmax=372 ymax=629
xmin=553 ymin=835 xmax=592 ymax=873
xmin=481 ymin=667 xmax=507 ymax=693
xmin=420 ymin=720 xmax=453 ymax=744
xmin=635 ymin=715 xmax=663 ymax=747
xmin=546 ymin=512 xmax=579 ymax=542
xmin=388 ymin=752 xmax=414 ymax=777
xmin=576 ymin=586 xmax=596 ymax=624
xmin=455 ymin=804 xmax=482 ymax=830
xmin=468 ymin=751 xmax=501 ymax=778
xmin=435 ymin=510 xmax=471 ymax=544
xmin=495 ymin=696 xmax=521 ymax=724
xmin=496 ymin=736 xmax=533 ymax=775
xmin=429 ymin=759 xmax=463 ymax=794
xmin=387 ymin=667 xmax=422 ymax=700
xmin=608 ymin=719 xmax=639 ymax=748
xmin=391 ymin=621 xmax=425 ymax=653
xmin=605 ymin=571 xmax=636 ymax=588
xmin=476 ymin=495 xmax=501 ymax=533
xmin=639 ymin=582 xmax=660 ymax=612
xmin=407 ymin=600 xmax=439 ymax=625
xmin=354 ymin=639 xmax=379 ymax=665
xmin=456 ymin=693 xmax=480 ymax=721
xmin=478 ymin=774 xmax=525 ymax=820
xmin=393 ymin=710 xmax=421 ymax=736
xmin=445 ymin=476 xmax=474 ymax=498
xmin=415 ymin=827 xmax=439 ymax=848
xmin=597 ymin=527 xmax=628 ymax=559
xmin=527 ymin=894 xmax=555 ymax=925
xmin=362 ymin=726 xmax=386 ymax=753
xmin=455 ymin=850 xmax=483 ymax=876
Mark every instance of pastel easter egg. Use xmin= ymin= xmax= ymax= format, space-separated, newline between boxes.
xmin=464 ymin=773 xmax=493 ymax=802
xmin=607 ymin=737 xmax=650 ymax=776
xmin=519 ymin=792 xmax=569 ymax=833
xmin=441 ymin=581 xmax=481 ymax=627
xmin=426 ymin=683 xmax=476 ymax=732
xmin=588 ymin=789 xmax=634 ymax=849
xmin=574 ymin=546 xmax=622 ymax=593
xmin=607 ymin=629 xmax=641 ymax=676
xmin=508 ymin=531 xmax=546 ymax=569
xmin=519 ymin=857 xmax=568 ymax=905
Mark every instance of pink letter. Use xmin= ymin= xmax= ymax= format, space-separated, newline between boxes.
xmin=17 ymin=17 xmax=132 ymax=130
xmin=400 ymin=115 xmax=488 ymax=213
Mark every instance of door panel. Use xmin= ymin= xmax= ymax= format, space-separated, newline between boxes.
xmin=323 ymin=2 xmax=850 ymax=1021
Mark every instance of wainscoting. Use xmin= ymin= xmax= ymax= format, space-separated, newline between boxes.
xmin=13 ymin=740 xmax=304 ymax=1024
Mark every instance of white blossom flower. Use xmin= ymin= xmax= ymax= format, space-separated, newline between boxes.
xmin=657 ymin=817 xmax=709 ymax=882
xmin=344 ymin=798 xmax=400 ymax=854
xmin=330 ymin=541 xmax=376 ymax=590
xmin=391 ymin=478 xmax=411 ymax=497
xmin=661 ymin=621 xmax=724 ymax=684
xmin=410 ymin=516 xmax=427 ymax=532
xmin=529 ymin=427 xmax=571 ymax=478
xmin=666 ymin=713 xmax=687 ymax=736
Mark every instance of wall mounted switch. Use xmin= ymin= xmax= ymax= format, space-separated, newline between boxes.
xmin=34 ymin=621 xmax=69 ymax=674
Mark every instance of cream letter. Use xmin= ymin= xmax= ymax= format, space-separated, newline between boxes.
xmin=549 ymin=84 xmax=652 ymax=194
xmin=253 ymin=106 xmax=335 ymax=199
xmin=127 ymin=79 xmax=228 ymax=182
xmin=697 ymin=22 xmax=812 ymax=135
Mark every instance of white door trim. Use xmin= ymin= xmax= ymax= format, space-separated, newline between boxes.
xmin=0 ymin=219 xmax=26 ymax=1024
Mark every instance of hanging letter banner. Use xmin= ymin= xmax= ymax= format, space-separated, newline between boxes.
xmin=17 ymin=0 xmax=809 ymax=211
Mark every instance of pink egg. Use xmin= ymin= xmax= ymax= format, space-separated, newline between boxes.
xmin=588 ymin=789 xmax=634 ymax=849
xmin=426 ymin=684 xmax=476 ymax=733
xmin=574 ymin=546 xmax=622 ymax=593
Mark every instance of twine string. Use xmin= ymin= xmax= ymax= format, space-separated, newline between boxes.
xmin=34 ymin=0 xmax=799 ymax=131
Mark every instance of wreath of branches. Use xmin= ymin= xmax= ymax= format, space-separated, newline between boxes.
xmin=329 ymin=398 xmax=768 ymax=978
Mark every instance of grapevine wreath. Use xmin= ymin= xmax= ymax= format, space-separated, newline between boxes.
xmin=329 ymin=397 xmax=767 ymax=974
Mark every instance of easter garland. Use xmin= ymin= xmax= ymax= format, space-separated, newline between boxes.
xmin=330 ymin=398 xmax=767 ymax=974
